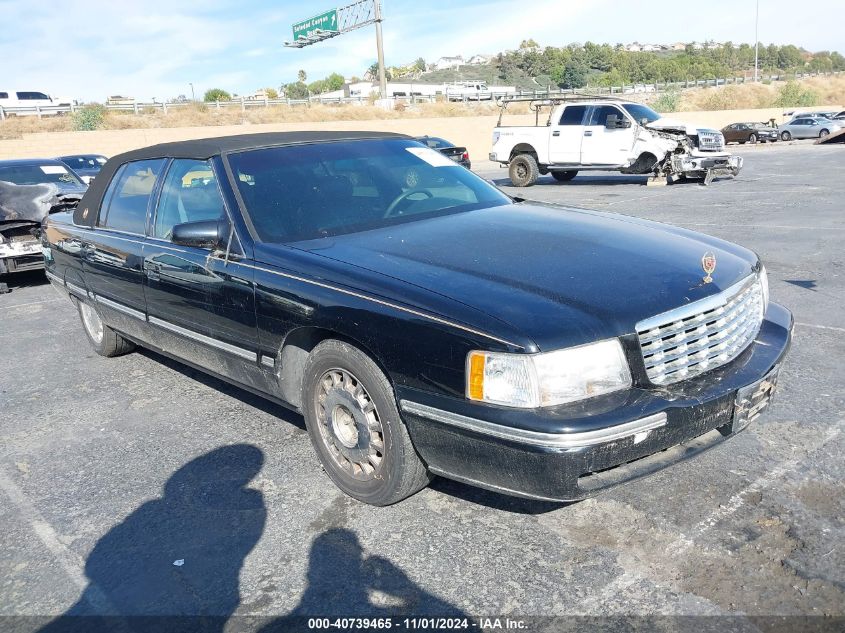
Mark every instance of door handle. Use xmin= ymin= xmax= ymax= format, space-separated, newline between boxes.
xmin=552 ymin=130 xmax=560 ymax=136
xmin=584 ymin=131 xmax=593 ymax=137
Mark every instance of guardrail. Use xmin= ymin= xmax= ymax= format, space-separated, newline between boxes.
xmin=1 ymin=71 xmax=840 ymax=119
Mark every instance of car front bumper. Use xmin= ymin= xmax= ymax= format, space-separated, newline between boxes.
xmin=0 ymin=239 xmax=45 ymax=273
xmin=673 ymin=153 xmax=743 ymax=176
xmin=398 ymin=302 xmax=792 ymax=501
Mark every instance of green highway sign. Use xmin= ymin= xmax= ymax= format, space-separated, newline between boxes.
xmin=292 ymin=8 xmax=339 ymax=40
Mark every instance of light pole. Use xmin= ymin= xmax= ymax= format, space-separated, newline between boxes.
xmin=374 ymin=1 xmax=387 ymax=99
xmin=189 ymin=82 xmax=195 ymax=102
xmin=753 ymin=0 xmax=760 ymax=81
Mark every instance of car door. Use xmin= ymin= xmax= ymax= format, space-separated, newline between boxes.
xmin=548 ymin=104 xmax=588 ymax=164
xmin=143 ymin=158 xmax=263 ymax=386
xmin=580 ymin=104 xmax=636 ymax=166
xmin=83 ymin=158 xmax=167 ymax=343
xmin=723 ymin=124 xmax=739 ymax=143
xmin=791 ymin=119 xmax=809 ymax=138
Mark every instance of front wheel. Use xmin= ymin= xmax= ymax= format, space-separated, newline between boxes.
xmin=77 ymin=299 xmax=135 ymax=357
xmin=551 ymin=170 xmax=578 ymax=182
xmin=508 ymin=154 xmax=539 ymax=187
xmin=748 ymin=133 xmax=757 ymax=144
xmin=302 ymin=339 xmax=431 ymax=506
xmin=819 ymin=129 xmax=830 ymax=138
xmin=781 ymin=131 xmax=792 ymax=141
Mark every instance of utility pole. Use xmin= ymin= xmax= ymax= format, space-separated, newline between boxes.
xmin=754 ymin=0 xmax=760 ymax=81
xmin=374 ymin=1 xmax=387 ymax=99
xmin=189 ymin=82 xmax=195 ymax=101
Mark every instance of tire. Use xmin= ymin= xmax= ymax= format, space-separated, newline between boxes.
xmin=302 ymin=339 xmax=431 ymax=506
xmin=781 ymin=131 xmax=792 ymax=141
xmin=748 ymin=133 xmax=757 ymax=144
xmin=551 ymin=170 xmax=578 ymax=182
xmin=508 ymin=154 xmax=539 ymax=187
xmin=77 ymin=299 xmax=135 ymax=357
xmin=819 ymin=129 xmax=830 ymax=138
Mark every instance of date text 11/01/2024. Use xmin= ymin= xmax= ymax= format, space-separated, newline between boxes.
xmin=306 ymin=617 xmax=527 ymax=629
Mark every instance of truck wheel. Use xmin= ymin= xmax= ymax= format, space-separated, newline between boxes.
xmin=302 ymin=339 xmax=431 ymax=506
xmin=508 ymin=154 xmax=539 ymax=187
xmin=551 ymin=170 xmax=578 ymax=182
xmin=781 ymin=131 xmax=791 ymax=141
xmin=77 ymin=300 xmax=135 ymax=357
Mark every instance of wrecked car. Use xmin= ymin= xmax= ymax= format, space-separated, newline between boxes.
xmin=490 ymin=97 xmax=743 ymax=186
xmin=44 ymin=132 xmax=790 ymax=506
xmin=0 ymin=159 xmax=86 ymax=276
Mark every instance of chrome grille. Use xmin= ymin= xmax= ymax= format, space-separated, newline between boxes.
xmin=636 ymin=276 xmax=764 ymax=385
xmin=698 ymin=129 xmax=725 ymax=151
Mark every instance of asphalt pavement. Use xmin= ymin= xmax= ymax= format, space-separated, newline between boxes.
xmin=1 ymin=143 xmax=843 ymax=631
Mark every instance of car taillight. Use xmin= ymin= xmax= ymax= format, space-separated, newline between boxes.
xmin=462 ymin=152 xmax=469 ymax=161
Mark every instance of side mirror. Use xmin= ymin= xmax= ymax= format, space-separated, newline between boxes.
xmin=606 ymin=115 xmax=632 ymax=129
xmin=171 ymin=218 xmax=228 ymax=249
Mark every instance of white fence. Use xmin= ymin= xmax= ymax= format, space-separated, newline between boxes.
xmin=0 ymin=71 xmax=840 ymax=119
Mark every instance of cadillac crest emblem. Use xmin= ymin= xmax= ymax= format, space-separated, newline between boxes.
xmin=701 ymin=251 xmax=716 ymax=283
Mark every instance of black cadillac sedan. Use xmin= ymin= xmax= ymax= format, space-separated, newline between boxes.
xmin=43 ymin=132 xmax=792 ymax=505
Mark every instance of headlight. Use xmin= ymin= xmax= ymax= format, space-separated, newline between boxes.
xmin=467 ymin=339 xmax=632 ymax=408
xmin=759 ymin=265 xmax=769 ymax=313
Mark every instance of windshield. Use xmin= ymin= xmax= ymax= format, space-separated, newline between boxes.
xmin=0 ymin=164 xmax=85 ymax=187
xmin=416 ymin=137 xmax=454 ymax=149
xmin=227 ymin=138 xmax=510 ymax=243
xmin=61 ymin=155 xmax=106 ymax=170
xmin=621 ymin=103 xmax=661 ymax=124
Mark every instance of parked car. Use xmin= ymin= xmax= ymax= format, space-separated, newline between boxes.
xmin=721 ymin=122 xmax=779 ymax=144
xmin=0 ymin=159 xmax=86 ymax=275
xmin=43 ymin=132 xmax=792 ymax=506
xmin=786 ymin=111 xmax=838 ymax=122
xmin=491 ymin=98 xmax=741 ymax=186
xmin=778 ymin=117 xmax=841 ymax=140
xmin=414 ymin=136 xmax=471 ymax=169
xmin=58 ymin=155 xmax=108 ymax=184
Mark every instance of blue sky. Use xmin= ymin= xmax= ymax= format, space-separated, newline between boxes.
xmin=0 ymin=0 xmax=841 ymax=102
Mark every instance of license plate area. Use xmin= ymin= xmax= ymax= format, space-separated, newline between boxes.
xmin=732 ymin=364 xmax=780 ymax=433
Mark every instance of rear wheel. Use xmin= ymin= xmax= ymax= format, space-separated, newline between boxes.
xmin=302 ymin=339 xmax=431 ymax=506
xmin=508 ymin=154 xmax=539 ymax=187
xmin=77 ymin=300 xmax=135 ymax=357
xmin=781 ymin=131 xmax=792 ymax=141
xmin=551 ymin=170 xmax=578 ymax=182
xmin=819 ymin=129 xmax=830 ymax=138
xmin=748 ymin=133 xmax=757 ymax=144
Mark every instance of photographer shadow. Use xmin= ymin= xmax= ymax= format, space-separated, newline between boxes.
xmin=259 ymin=528 xmax=468 ymax=632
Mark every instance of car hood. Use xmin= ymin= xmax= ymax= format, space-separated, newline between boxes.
xmin=0 ymin=180 xmax=85 ymax=224
xmin=646 ymin=117 xmax=715 ymax=135
xmin=277 ymin=203 xmax=758 ymax=351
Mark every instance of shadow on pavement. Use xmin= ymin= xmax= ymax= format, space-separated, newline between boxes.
xmin=259 ymin=528 xmax=468 ymax=631
xmin=40 ymin=445 xmax=267 ymax=633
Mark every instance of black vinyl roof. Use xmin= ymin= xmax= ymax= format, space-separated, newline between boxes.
xmin=110 ymin=131 xmax=409 ymax=163
xmin=74 ymin=131 xmax=409 ymax=227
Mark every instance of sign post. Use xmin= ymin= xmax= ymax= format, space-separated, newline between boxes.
xmin=285 ymin=1 xmax=387 ymax=99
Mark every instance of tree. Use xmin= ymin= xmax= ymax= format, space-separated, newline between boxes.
xmin=284 ymin=82 xmax=309 ymax=99
xmin=297 ymin=69 xmax=307 ymax=83
xmin=203 ymin=88 xmax=231 ymax=102
xmin=265 ymin=87 xmax=278 ymax=99
xmin=325 ymin=72 xmax=345 ymax=91
xmin=556 ymin=60 xmax=588 ymax=88
xmin=520 ymin=39 xmax=539 ymax=49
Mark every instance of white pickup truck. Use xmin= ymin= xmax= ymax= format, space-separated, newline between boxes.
xmin=489 ymin=97 xmax=742 ymax=186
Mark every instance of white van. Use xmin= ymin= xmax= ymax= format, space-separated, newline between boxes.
xmin=0 ymin=91 xmax=68 ymax=116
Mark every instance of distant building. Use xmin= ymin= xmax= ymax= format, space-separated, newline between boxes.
xmin=641 ymin=44 xmax=660 ymax=52
xmin=106 ymin=95 xmax=134 ymax=105
xmin=466 ymin=54 xmax=491 ymax=65
xmin=433 ymin=56 xmax=464 ymax=70
xmin=625 ymin=43 xmax=642 ymax=52
xmin=671 ymin=42 xmax=686 ymax=51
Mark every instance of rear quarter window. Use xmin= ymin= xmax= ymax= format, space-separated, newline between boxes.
xmin=99 ymin=159 xmax=166 ymax=234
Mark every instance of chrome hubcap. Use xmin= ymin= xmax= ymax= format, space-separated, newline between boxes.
xmin=315 ymin=368 xmax=384 ymax=480
xmin=80 ymin=302 xmax=104 ymax=344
